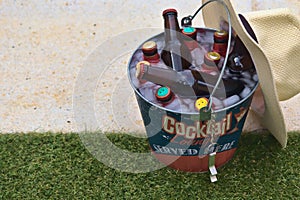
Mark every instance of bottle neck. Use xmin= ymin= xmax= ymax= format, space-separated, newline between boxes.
xmin=163 ymin=14 xmax=180 ymax=44
xmin=136 ymin=64 xmax=196 ymax=97
xmin=230 ymin=36 xmax=254 ymax=71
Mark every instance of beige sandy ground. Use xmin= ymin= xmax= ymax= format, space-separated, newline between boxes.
xmin=0 ymin=0 xmax=299 ymax=134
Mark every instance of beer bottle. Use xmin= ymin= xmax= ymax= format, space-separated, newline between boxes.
xmin=142 ymin=41 xmax=160 ymax=64
xmin=213 ymin=30 xmax=229 ymax=57
xmin=227 ymin=53 xmax=243 ymax=74
xmin=135 ymin=61 xmax=151 ymax=84
xmin=191 ymin=68 xmax=245 ymax=97
xmin=155 ymin=86 xmax=174 ymax=104
xmin=227 ymin=36 xmax=254 ymax=73
xmin=136 ymin=61 xmax=195 ymax=97
xmin=181 ymin=27 xmax=198 ymax=51
xmin=135 ymin=61 xmax=244 ymax=98
xmin=155 ymin=86 xmax=182 ymax=110
xmin=200 ymin=52 xmax=221 ymax=75
xmin=161 ymin=9 xmax=192 ymax=71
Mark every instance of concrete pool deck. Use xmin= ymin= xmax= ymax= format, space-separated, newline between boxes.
xmin=0 ymin=0 xmax=299 ymax=134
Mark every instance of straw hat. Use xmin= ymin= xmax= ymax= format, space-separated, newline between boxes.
xmin=201 ymin=0 xmax=300 ymax=147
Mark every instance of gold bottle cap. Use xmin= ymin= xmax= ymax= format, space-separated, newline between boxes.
xmin=135 ymin=61 xmax=150 ymax=80
xmin=208 ymin=52 xmax=221 ymax=60
xmin=214 ymin=30 xmax=229 ymax=43
xmin=142 ymin=41 xmax=157 ymax=52
xmin=204 ymin=52 xmax=221 ymax=66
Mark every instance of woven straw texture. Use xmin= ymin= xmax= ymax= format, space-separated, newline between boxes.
xmin=245 ymin=9 xmax=300 ymax=101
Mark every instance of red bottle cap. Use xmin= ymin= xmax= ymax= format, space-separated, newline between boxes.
xmin=162 ymin=8 xmax=178 ymax=16
xmin=204 ymin=52 xmax=221 ymax=67
xmin=155 ymin=86 xmax=173 ymax=102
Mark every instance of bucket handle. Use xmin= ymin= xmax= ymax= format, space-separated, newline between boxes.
xmin=182 ymin=0 xmax=232 ymax=112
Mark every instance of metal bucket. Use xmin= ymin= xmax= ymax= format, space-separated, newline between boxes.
xmin=128 ymin=0 xmax=260 ymax=174
xmin=128 ymin=27 xmax=258 ymax=172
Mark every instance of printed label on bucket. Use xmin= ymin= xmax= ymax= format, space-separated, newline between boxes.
xmin=137 ymin=93 xmax=252 ymax=157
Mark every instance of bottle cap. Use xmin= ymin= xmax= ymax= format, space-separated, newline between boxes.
xmin=162 ymin=8 xmax=178 ymax=16
xmin=135 ymin=61 xmax=150 ymax=80
xmin=227 ymin=53 xmax=243 ymax=74
xmin=214 ymin=30 xmax=229 ymax=43
xmin=142 ymin=41 xmax=157 ymax=55
xmin=142 ymin=41 xmax=160 ymax=63
xmin=204 ymin=52 xmax=221 ymax=67
xmin=155 ymin=86 xmax=173 ymax=102
xmin=195 ymin=97 xmax=209 ymax=111
xmin=182 ymin=27 xmax=197 ymax=40
xmin=182 ymin=27 xmax=196 ymax=34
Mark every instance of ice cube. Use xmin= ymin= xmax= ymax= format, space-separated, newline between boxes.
xmin=180 ymin=104 xmax=190 ymax=113
xmin=164 ymin=96 xmax=181 ymax=111
xmin=241 ymin=78 xmax=256 ymax=88
xmin=252 ymin=74 xmax=259 ymax=82
xmin=130 ymin=68 xmax=141 ymax=88
xmin=241 ymin=71 xmax=251 ymax=79
xmin=156 ymin=40 xmax=164 ymax=49
xmin=211 ymin=97 xmax=223 ymax=109
xmin=142 ymin=87 xmax=156 ymax=103
xmin=132 ymin=50 xmax=143 ymax=61
xmin=153 ymin=61 xmax=170 ymax=69
xmin=181 ymin=98 xmax=197 ymax=113
xmin=239 ymin=87 xmax=251 ymax=99
xmin=139 ymin=82 xmax=157 ymax=102
xmin=213 ymin=105 xmax=224 ymax=111
xmin=222 ymin=95 xmax=240 ymax=108
xmin=191 ymin=47 xmax=206 ymax=66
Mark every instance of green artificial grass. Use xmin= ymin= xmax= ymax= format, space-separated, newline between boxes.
xmin=0 ymin=132 xmax=299 ymax=199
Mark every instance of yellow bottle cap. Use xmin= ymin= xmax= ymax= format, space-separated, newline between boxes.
xmin=195 ymin=97 xmax=209 ymax=111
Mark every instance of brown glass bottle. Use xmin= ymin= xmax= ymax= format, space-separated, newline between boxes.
xmin=161 ymin=9 xmax=192 ymax=71
xmin=142 ymin=41 xmax=160 ymax=64
xmin=201 ymin=52 xmax=221 ymax=75
xmin=155 ymin=86 xmax=174 ymax=104
xmin=135 ymin=61 xmax=245 ymax=98
xmin=213 ymin=30 xmax=229 ymax=57
xmin=227 ymin=36 xmax=254 ymax=73
xmin=181 ymin=27 xmax=198 ymax=51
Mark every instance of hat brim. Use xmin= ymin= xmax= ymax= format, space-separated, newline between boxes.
xmin=201 ymin=0 xmax=287 ymax=147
